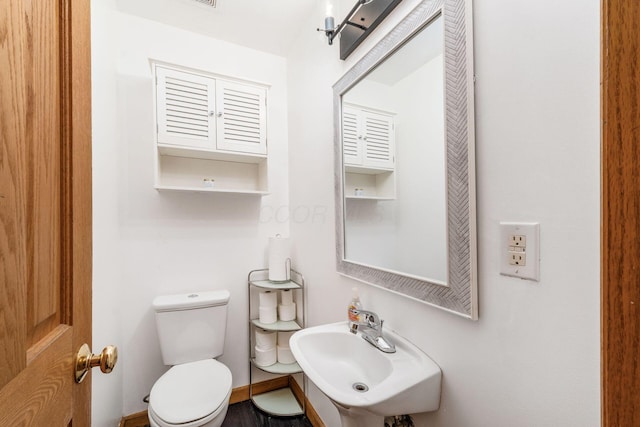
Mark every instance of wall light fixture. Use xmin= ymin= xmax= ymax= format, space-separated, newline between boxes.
xmin=318 ymin=0 xmax=374 ymax=46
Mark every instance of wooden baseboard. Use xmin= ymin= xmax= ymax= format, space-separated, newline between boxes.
xmin=120 ymin=410 xmax=149 ymax=427
xmin=290 ymin=376 xmax=326 ymax=427
xmin=120 ymin=376 xmax=324 ymax=427
xmin=229 ymin=376 xmax=289 ymax=404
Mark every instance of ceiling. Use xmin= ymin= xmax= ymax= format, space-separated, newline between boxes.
xmin=116 ymin=0 xmax=318 ymax=57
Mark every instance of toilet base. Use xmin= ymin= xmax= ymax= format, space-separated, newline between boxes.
xmin=148 ymin=394 xmax=229 ymax=427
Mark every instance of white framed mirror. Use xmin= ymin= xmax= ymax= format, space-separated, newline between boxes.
xmin=334 ymin=0 xmax=477 ymax=319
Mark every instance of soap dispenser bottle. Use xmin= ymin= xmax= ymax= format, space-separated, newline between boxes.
xmin=348 ymin=287 xmax=362 ymax=333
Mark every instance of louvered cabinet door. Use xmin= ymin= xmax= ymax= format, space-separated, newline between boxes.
xmin=362 ymin=111 xmax=394 ymax=169
xmin=342 ymin=106 xmax=364 ymax=166
xmin=215 ymin=80 xmax=267 ymax=155
xmin=156 ymin=67 xmax=216 ymax=150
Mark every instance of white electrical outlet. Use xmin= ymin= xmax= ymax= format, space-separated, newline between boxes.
xmin=500 ymin=222 xmax=540 ymax=281
xmin=509 ymin=252 xmax=526 ymax=266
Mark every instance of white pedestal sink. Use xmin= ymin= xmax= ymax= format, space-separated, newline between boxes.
xmin=290 ymin=321 xmax=442 ymax=427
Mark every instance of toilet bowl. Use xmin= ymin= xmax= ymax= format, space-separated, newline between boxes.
xmin=150 ymin=291 xmax=233 ymax=427
xmin=148 ymin=359 xmax=232 ymax=427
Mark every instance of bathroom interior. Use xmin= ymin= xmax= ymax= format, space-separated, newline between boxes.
xmin=90 ymin=0 xmax=600 ymax=426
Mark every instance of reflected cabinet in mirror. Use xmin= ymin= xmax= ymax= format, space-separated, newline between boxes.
xmin=334 ymin=0 xmax=477 ymax=319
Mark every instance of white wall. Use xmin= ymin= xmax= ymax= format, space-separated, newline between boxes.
xmin=91 ymin=3 xmax=291 ymax=424
xmin=287 ymin=1 xmax=600 ymax=427
xmin=91 ymin=1 xmax=124 ymax=425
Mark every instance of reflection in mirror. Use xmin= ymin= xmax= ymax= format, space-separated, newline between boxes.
xmin=334 ymin=0 xmax=477 ymax=319
xmin=342 ymin=14 xmax=446 ymax=283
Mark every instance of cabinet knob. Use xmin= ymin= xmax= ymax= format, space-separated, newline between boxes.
xmin=217 ymin=111 xmax=224 ymax=117
xmin=208 ymin=111 xmax=215 ymax=117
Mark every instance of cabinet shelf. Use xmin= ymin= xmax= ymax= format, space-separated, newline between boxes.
xmin=155 ymin=185 xmax=269 ymax=196
xmin=344 ymin=165 xmax=394 ymax=174
xmin=249 ymin=279 xmax=302 ymax=290
xmin=251 ymin=388 xmax=303 ymax=417
xmin=251 ymin=319 xmax=302 ymax=332
xmin=345 ymin=195 xmax=395 ymax=201
xmin=250 ymin=359 xmax=302 ymax=375
xmin=155 ymin=154 xmax=268 ymax=195
xmin=344 ymin=170 xmax=395 ymax=200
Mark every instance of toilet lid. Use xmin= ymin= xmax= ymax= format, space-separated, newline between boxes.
xmin=150 ymin=359 xmax=232 ymax=424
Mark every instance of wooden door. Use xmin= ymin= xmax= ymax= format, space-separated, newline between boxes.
xmin=0 ymin=0 xmax=93 ymax=425
xmin=601 ymin=0 xmax=640 ymax=424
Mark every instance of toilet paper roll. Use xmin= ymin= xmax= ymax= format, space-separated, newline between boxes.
xmin=278 ymin=302 xmax=296 ymax=322
xmin=259 ymin=306 xmax=278 ymax=324
xmin=255 ymin=329 xmax=277 ymax=350
xmin=277 ymin=331 xmax=295 ymax=347
xmin=280 ymin=289 xmax=294 ymax=306
xmin=259 ymin=291 xmax=277 ymax=308
xmin=277 ymin=345 xmax=297 ymax=364
xmin=254 ymin=346 xmax=277 ymax=367
xmin=268 ymin=236 xmax=290 ymax=282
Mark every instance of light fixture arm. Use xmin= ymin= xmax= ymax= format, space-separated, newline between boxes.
xmin=320 ymin=0 xmax=371 ymax=46
xmin=345 ymin=20 xmax=369 ymax=32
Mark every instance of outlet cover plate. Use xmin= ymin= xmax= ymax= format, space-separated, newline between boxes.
xmin=500 ymin=222 xmax=540 ymax=281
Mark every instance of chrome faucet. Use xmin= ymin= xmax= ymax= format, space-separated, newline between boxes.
xmin=349 ymin=308 xmax=396 ymax=353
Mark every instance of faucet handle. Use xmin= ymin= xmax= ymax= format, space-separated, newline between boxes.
xmin=349 ymin=308 xmax=382 ymax=330
xmin=364 ymin=312 xmax=381 ymax=328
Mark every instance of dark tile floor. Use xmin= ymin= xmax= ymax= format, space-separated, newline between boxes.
xmin=221 ymin=401 xmax=314 ymax=427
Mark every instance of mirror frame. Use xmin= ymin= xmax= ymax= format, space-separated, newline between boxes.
xmin=334 ymin=0 xmax=477 ymax=319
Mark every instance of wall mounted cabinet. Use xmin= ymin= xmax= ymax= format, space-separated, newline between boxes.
xmin=153 ymin=63 xmax=269 ymax=194
xmin=342 ymin=104 xmax=396 ymax=200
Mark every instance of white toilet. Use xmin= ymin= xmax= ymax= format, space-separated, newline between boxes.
xmin=148 ymin=290 xmax=233 ymax=427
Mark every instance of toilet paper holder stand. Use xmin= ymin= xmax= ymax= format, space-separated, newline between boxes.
xmin=247 ymin=267 xmax=306 ymax=416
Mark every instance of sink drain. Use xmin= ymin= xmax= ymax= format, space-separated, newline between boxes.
xmin=352 ymin=382 xmax=369 ymax=392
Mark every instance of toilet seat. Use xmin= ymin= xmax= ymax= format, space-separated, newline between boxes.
xmin=149 ymin=359 xmax=232 ymax=426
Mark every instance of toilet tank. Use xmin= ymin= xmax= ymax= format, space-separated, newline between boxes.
xmin=153 ymin=290 xmax=230 ymax=366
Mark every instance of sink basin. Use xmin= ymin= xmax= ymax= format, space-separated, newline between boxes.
xmin=290 ymin=321 xmax=441 ymax=425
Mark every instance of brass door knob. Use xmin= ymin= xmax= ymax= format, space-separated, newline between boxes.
xmin=75 ymin=343 xmax=118 ymax=383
